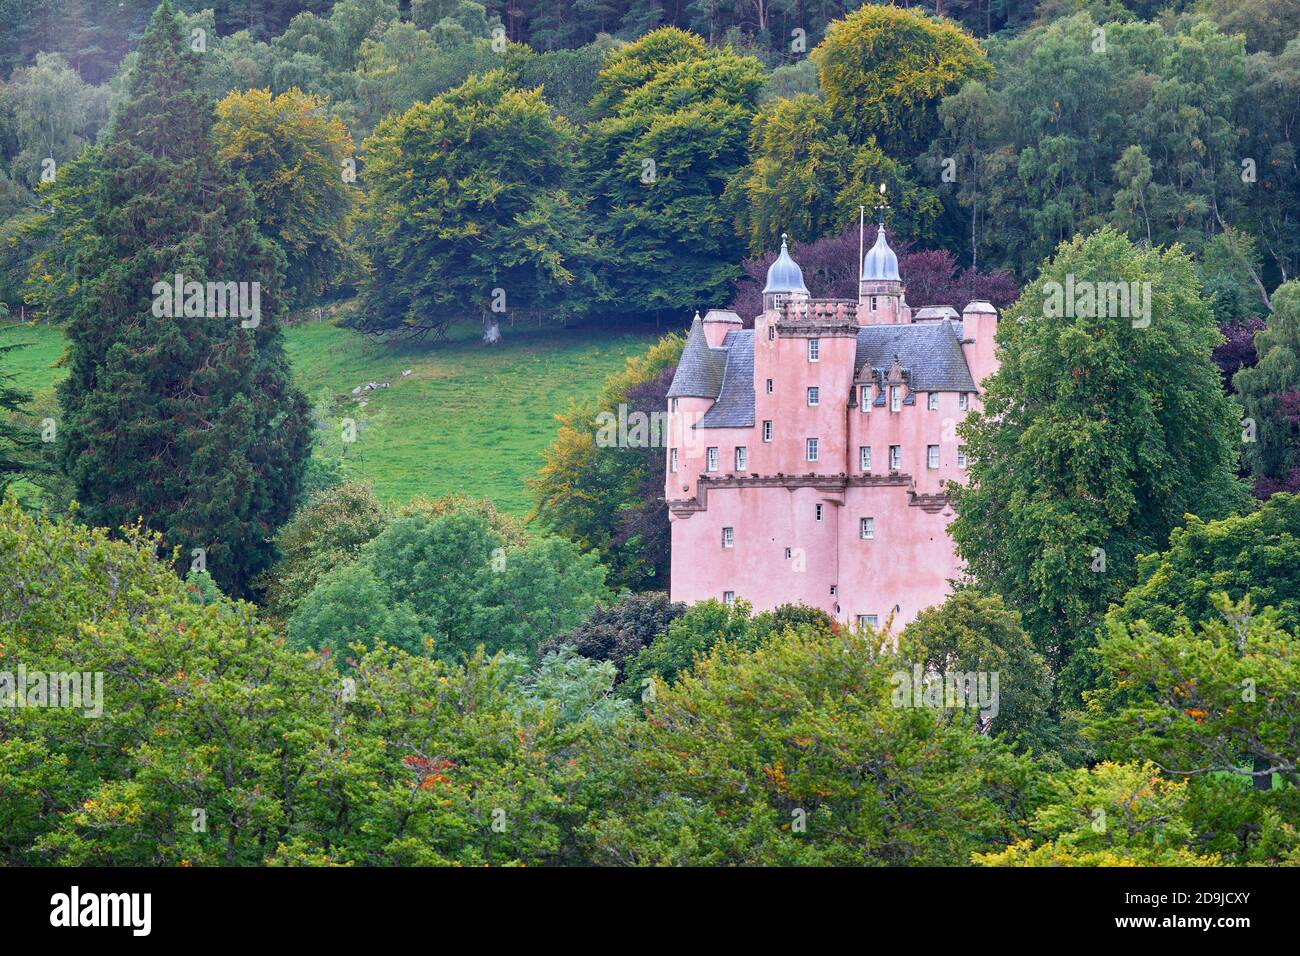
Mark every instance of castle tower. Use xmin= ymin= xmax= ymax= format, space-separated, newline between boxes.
xmin=859 ymin=227 xmax=907 ymax=325
xmin=762 ymin=234 xmax=810 ymax=313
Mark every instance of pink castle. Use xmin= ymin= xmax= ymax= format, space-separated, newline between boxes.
xmin=664 ymin=225 xmax=999 ymax=630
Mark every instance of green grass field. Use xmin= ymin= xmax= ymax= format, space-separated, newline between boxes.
xmin=0 ymin=317 xmax=660 ymax=514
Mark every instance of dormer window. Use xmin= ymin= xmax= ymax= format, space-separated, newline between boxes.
xmin=808 ymin=339 xmax=820 ymax=363
xmin=889 ymin=385 xmax=901 ymax=413
xmin=860 ymin=384 xmax=871 ymax=411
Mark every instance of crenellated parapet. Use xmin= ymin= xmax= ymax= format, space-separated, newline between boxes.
xmin=771 ymin=297 xmax=860 ymax=335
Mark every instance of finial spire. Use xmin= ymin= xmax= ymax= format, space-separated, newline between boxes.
xmin=874 ymin=183 xmax=889 ymax=225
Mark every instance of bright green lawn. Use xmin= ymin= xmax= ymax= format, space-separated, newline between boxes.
xmin=0 ymin=318 xmax=659 ymax=514
xmin=0 ymin=321 xmax=66 ymax=395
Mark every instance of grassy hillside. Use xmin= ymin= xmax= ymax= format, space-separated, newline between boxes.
xmin=0 ymin=318 xmax=660 ymax=514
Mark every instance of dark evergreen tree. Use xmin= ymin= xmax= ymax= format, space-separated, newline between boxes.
xmin=54 ymin=0 xmax=310 ymax=596
xmin=0 ymin=342 xmax=38 ymax=491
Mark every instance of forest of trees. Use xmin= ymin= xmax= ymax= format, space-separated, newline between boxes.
xmin=0 ymin=0 xmax=1298 ymax=870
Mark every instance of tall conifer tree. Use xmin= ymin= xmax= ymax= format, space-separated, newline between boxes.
xmin=55 ymin=0 xmax=310 ymax=596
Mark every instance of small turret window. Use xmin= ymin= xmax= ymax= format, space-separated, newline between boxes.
xmin=670 ymin=448 xmax=678 ymax=473
xmin=768 ymin=324 xmax=775 ymax=341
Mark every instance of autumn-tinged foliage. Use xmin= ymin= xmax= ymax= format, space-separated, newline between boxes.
xmin=529 ymin=331 xmax=684 ymax=591
xmin=215 ymin=86 xmax=359 ymax=307
xmin=581 ymin=624 xmax=1042 ymax=865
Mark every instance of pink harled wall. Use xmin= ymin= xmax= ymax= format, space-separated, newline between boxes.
xmin=667 ymin=298 xmax=998 ymax=632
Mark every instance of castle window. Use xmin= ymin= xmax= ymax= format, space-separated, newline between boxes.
xmin=860 ymin=446 xmax=872 ymax=472
xmin=723 ymin=591 xmax=736 ymax=605
xmin=860 ymin=517 xmax=875 ymax=539
xmin=927 ymin=445 xmax=940 ymax=469
xmin=957 ymin=446 xmax=968 ymax=469
xmin=722 ymin=527 xmax=734 ymax=548
xmin=784 ymin=547 xmax=792 ymax=559
xmin=959 ymin=393 xmax=969 ymax=411
xmin=889 ymin=385 xmax=901 ymax=413
xmin=830 ymin=585 xmax=837 ymax=596
xmin=766 ymin=378 xmax=773 ymax=394
xmin=889 ymin=445 xmax=901 ymax=471
xmin=768 ymin=324 xmax=775 ymax=341
xmin=671 ymin=398 xmax=678 ymax=412
xmin=807 ymin=386 xmax=819 ymax=406
xmin=870 ymin=296 xmax=878 ymax=311
xmin=762 ymin=420 xmax=773 ymax=442
xmin=928 ymin=393 xmax=939 ymax=411
xmin=670 ymin=448 xmax=678 ymax=473
xmin=706 ymin=446 xmax=719 ymax=471
xmin=857 ymin=614 xmax=879 ymax=630
xmin=808 ymin=339 xmax=820 ymax=362
xmin=860 ymin=385 xmax=871 ymax=411
xmin=815 ymin=504 xmax=824 ymax=521
xmin=735 ymin=446 xmax=747 ymax=471
xmin=806 ymin=438 xmax=819 ymax=462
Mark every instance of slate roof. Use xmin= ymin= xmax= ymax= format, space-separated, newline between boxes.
xmin=670 ymin=316 xmax=976 ymax=429
xmin=666 ymin=317 xmax=727 ymax=399
xmin=854 ymin=320 xmax=976 ymax=392
xmin=698 ymin=329 xmax=754 ymax=428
